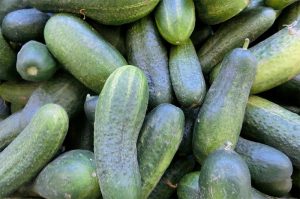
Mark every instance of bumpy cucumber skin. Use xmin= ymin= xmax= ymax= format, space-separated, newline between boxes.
xmin=33 ymin=150 xmax=100 ymax=199
xmin=126 ymin=16 xmax=173 ymax=108
xmin=94 ymin=65 xmax=149 ymax=199
xmin=265 ymin=0 xmax=298 ymax=10
xmin=25 ymin=0 xmax=160 ymax=25
xmin=199 ymin=149 xmax=252 ymax=199
xmin=177 ymin=171 xmax=200 ymax=199
xmin=243 ymin=96 xmax=300 ymax=169
xmin=0 ymin=104 xmax=69 ymax=197
xmin=138 ymin=103 xmax=184 ymax=199
xmin=154 ymin=0 xmax=195 ymax=45
xmin=198 ymin=7 xmax=276 ymax=74
xmin=44 ymin=14 xmax=127 ymax=93
xmin=277 ymin=2 xmax=300 ymax=29
xmin=169 ymin=39 xmax=206 ymax=108
xmin=193 ymin=48 xmax=257 ymax=163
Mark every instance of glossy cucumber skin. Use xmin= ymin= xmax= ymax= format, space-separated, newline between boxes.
xmin=277 ymin=2 xmax=300 ymax=29
xmin=177 ymin=171 xmax=200 ymax=199
xmin=0 ymin=104 xmax=69 ymax=197
xmin=126 ymin=16 xmax=173 ymax=108
xmin=265 ymin=0 xmax=298 ymax=10
xmin=154 ymin=0 xmax=195 ymax=45
xmin=169 ymin=39 xmax=206 ymax=108
xmin=44 ymin=14 xmax=127 ymax=93
xmin=94 ymin=65 xmax=149 ymax=199
xmin=193 ymin=48 xmax=257 ymax=163
xmin=138 ymin=103 xmax=184 ymax=199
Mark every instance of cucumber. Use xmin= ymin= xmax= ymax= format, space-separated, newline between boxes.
xmin=265 ymin=0 xmax=298 ymax=10
xmin=32 ymin=150 xmax=100 ymax=199
xmin=194 ymin=0 xmax=249 ymax=25
xmin=246 ymin=0 xmax=265 ymax=10
xmin=17 ymin=41 xmax=58 ymax=82
xmin=154 ymin=0 xmax=195 ymax=45
xmin=277 ymin=2 xmax=300 ymax=29
xmin=198 ymin=7 xmax=276 ymax=74
xmin=0 ymin=104 xmax=69 ymax=197
xmin=94 ymin=65 xmax=149 ymax=199
xmin=126 ymin=16 xmax=173 ymax=108
xmin=1 ymin=9 xmax=49 ymax=43
xmin=0 ymin=0 xmax=29 ymax=22
xmin=44 ymin=14 xmax=127 ymax=93
xmin=25 ymin=0 xmax=160 ymax=25
xmin=0 ymin=98 xmax=9 ymax=120
xmin=199 ymin=147 xmax=252 ymax=199
xmin=193 ymin=43 xmax=258 ymax=163
xmin=292 ymin=169 xmax=300 ymax=189
xmin=84 ymin=95 xmax=98 ymax=124
xmin=169 ymin=39 xmax=206 ymax=108
xmin=190 ymin=23 xmax=213 ymax=48
xmin=242 ymin=96 xmax=300 ymax=169
xmin=254 ymin=179 xmax=292 ymax=197
xmin=177 ymin=171 xmax=200 ymax=199
xmin=138 ymin=103 xmax=184 ymax=199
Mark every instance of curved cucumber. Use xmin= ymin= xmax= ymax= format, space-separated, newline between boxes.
xmin=265 ymin=0 xmax=298 ymax=10
xmin=277 ymin=2 xmax=300 ymax=29
xmin=94 ymin=65 xmax=149 ymax=199
xmin=44 ymin=14 xmax=127 ymax=93
xmin=0 ymin=104 xmax=69 ymax=197
xmin=177 ymin=171 xmax=200 ymax=199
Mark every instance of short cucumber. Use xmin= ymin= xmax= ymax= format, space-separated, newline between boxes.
xmin=138 ymin=103 xmax=184 ymax=199
xmin=277 ymin=2 xmax=300 ymax=29
xmin=265 ymin=0 xmax=298 ymax=10
xmin=84 ymin=95 xmax=98 ymax=124
xmin=169 ymin=39 xmax=206 ymax=108
xmin=0 ymin=104 xmax=69 ymax=197
xmin=94 ymin=65 xmax=149 ymax=199
xmin=44 ymin=14 xmax=127 ymax=93
xmin=177 ymin=171 xmax=200 ymax=199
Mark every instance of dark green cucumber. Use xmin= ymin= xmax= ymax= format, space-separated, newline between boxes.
xmin=193 ymin=44 xmax=258 ymax=163
xmin=254 ymin=179 xmax=292 ymax=197
xmin=177 ymin=171 xmax=200 ymax=199
xmin=265 ymin=0 xmax=298 ymax=10
xmin=154 ymin=0 xmax=195 ymax=45
xmin=0 ymin=0 xmax=29 ymax=22
xmin=0 ymin=104 xmax=69 ymax=197
xmin=17 ymin=40 xmax=58 ymax=82
xmin=169 ymin=39 xmax=206 ymax=108
xmin=198 ymin=7 xmax=276 ymax=74
xmin=1 ymin=8 xmax=49 ymax=43
xmin=199 ymin=147 xmax=252 ymax=199
xmin=292 ymin=169 xmax=300 ymax=189
xmin=277 ymin=2 xmax=300 ymax=29
xmin=126 ymin=16 xmax=173 ymax=108
xmin=242 ymin=96 xmax=300 ymax=169
xmin=84 ymin=95 xmax=98 ymax=124
xmin=190 ymin=23 xmax=213 ymax=48
xmin=44 ymin=14 xmax=127 ymax=93
xmin=138 ymin=103 xmax=184 ymax=199
xmin=25 ymin=0 xmax=160 ymax=25
xmin=32 ymin=150 xmax=100 ymax=199
xmin=147 ymin=156 xmax=195 ymax=199
xmin=94 ymin=65 xmax=149 ymax=199
xmin=0 ymin=98 xmax=9 ymax=120
xmin=194 ymin=0 xmax=249 ymax=25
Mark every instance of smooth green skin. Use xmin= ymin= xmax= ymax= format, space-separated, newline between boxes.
xmin=0 ymin=73 xmax=87 ymax=150
xmin=243 ymin=96 xmax=300 ymax=169
xmin=84 ymin=95 xmax=98 ymax=124
xmin=17 ymin=40 xmax=58 ymax=82
xmin=0 ymin=28 xmax=17 ymax=80
xmin=254 ymin=179 xmax=292 ymax=197
xmin=194 ymin=0 xmax=249 ymax=25
xmin=277 ymin=2 xmax=300 ymax=29
xmin=154 ymin=0 xmax=195 ymax=45
xmin=138 ymin=103 xmax=184 ymax=199
xmin=25 ymin=0 xmax=160 ymax=25
xmin=177 ymin=171 xmax=200 ymax=199
xmin=193 ymin=48 xmax=258 ymax=163
xmin=2 ymin=8 xmax=49 ymax=43
xmin=199 ymin=149 xmax=252 ymax=199
xmin=33 ymin=150 xmax=100 ymax=199
xmin=148 ymin=156 xmax=195 ymax=199
xmin=0 ymin=0 xmax=28 ymax=22
xmin=44 ymin=14 xmax=127 ymax=93
xmin=265 ymin=0 xmax=298 ymax=10
xmin=0 ymin=104 xmax=69 ymax=197
xmin=292 ymin=169 xmax=300 ymax=189
xmin=170 ymin=39 xmax=206 ymax=108
xmin=198 ymin=7 xmax=276 ymax=74
xmin=94 ymin=65 xmax=149 ymax=199
xmin=126 ymin=16 xmax=173 ymax=108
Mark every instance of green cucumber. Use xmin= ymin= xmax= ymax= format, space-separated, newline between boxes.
xmin=84 ymin=95 xmax=98 ymax=124
xmin=292 ymin=169 xmax=300 ymax=189
xmin=44 ymin=14 xmax=127 ymax=93
xmin=0 ymin=98 xmax=9 ymax=120
xmin=154 ymin=0 xmax=195 ymax=45
xmin=193 ymin=43 xmax=258 ymax=163
xmin=25 ymin=0 xmax=160 ymax=25
xmin=1 ymin=9 xmax=49 ymax=43
xmin=190 ymin=23 xmax=213 ymax=48
xmin=138 ymin=103 xmax=184 ymax=199
xmin=198 ymin=7 xmax=276 ymax=74
xmin=277 ymin=2 xmax=300 ymax=29
xmin=242 ymin=96 xmax=300 ymax=169
xmin=254 ymin=179 xmax=292 ymax=197
xmin=0 ymin=0 xmax=29 ymax=22
xmin=126 ymin=16 xmax=173 ymax=107
xmin=0 ymin=104 xmax=68 ymax=197
xmin=251 ymin=188 xmax=296 ymax=199
xmin=177 ymin=171 xmax=200 ymax=199
xmin=32 ymin=150 xmax=100 ymax=199
xmin=94 ymin=65 xmax=149 ymax=199
xmin=199 ymin=147 xmax=252 ymax=199
xmin=194 ymin=0 xmax=249 ymax=25
xmin=17 ymin=40 xmax=58 ymax=82
xmin=169 ymin=39 xmax=206 ymax=108
xmin=148 ymin=156 xmax=195 ymax=199
xmin=265 ymin=0 xmax=298 ymax=10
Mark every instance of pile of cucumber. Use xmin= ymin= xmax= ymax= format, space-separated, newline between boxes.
xmin=0 ymin=0 xmax=300 ymax=198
